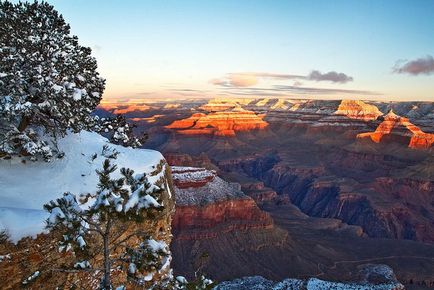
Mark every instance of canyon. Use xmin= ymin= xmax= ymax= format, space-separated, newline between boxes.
xmin=357 ymin=110 xmax=434 ymax=149
xmin=96 ymin=98 xmax=434 ymax=288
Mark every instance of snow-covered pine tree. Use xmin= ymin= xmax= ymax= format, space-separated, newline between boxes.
xmin=94 ymin=115 xmax=148 ymax=148
xmin=0 ymin=1 xmax=105 ymax=161
xmin=44 ymin=157 xmax=165 ymax=289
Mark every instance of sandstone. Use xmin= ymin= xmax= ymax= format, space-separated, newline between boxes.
xmin=171 ymin=166 xmax=273 ymax=240
xmin=98 ymin=102 xmax=151 ymax=114
xmin=164 ymin=152 xmax=217 ymax=170
xmin=171 ymin=166 xmax=216 ymax=189
xmin=335 ymin=100 xmax=383 ymax=121
xmin=165 ymin=109 xmax=268 ymax=136
xmin=357 ymin=110 xmax=434 ymax=149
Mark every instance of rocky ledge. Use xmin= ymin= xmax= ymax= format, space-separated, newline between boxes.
xmin=214 ymin=264 xmax=404 ymax=290
xmin=171 ymin=167 xmax=273 ymax=239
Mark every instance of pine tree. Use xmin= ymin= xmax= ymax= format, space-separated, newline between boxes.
xmin=94 ymin=115 xmax=148 ymax=148
xmin=44 ymin=157 xmax=165 ymax=289
xmin=0 ymin=1 xmax=105 ymax=161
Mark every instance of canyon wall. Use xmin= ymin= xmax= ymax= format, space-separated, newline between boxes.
xmin=219 ymin=152 xmax=434 ymax=243
xmin=165 ymin=108 xmax=268 ymax=136
xmin=171 ymin=166 xmax=273 ymax=240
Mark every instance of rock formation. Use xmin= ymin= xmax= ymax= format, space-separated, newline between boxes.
xmin=93 ymin=98 xmax=434 ymax=286
xmin=98 ymin=102 xmax=151 ymax=115
xmin=171 ymin=166 xmax=273 ymax=239
xmin=215 ymin=264 xmax=405 ymax=290
xmin=357 ymin=110 xmax=434 ymax=149
xmin=164 ymin=152 xmax=214 ymax=167
xmin=165 ymin=108 xmax=268 ymax=136
xmin=334 ymin=99 xmax=383 ymax=121
xmin=219 ymin=150 xmax=434 ymax=243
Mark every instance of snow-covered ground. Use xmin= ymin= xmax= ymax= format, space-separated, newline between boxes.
xmin=214 ymin=275 xmax=404 ymax=290
xmin=0 ymin=131 xmax=165 ymax=242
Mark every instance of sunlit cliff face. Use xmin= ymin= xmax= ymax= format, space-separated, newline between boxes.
xmin=98 ymin=102 xmax=151 ymax=114
xmin=99 ymin=97 xmax=433 ymax=148
xmin=170 ymin=166 xmax=273 ymax=236
xmin=334 ymin=100 xmax=383 ymax=121
xmin=357 ymin=110 xmax=434 ymax=149
xmin=165 ymin=108 xmax=269 ymax=137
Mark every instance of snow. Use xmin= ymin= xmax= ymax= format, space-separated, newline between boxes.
xmin=0 ymin=208 xmax=47 ymax=242
xmin=128 ymin=263 xmax=137 ymax=274
xmin=176 ymin=276 xmax=188 ymax=284
xmin=171 ymin=166 xmax=216 ymax=182
xmin=123 ymin=190 xmax=161 ymax=213
xmin=76 ymin=236 xmax=86 ymax=249
xmin=52 ymin=84 xmax=63 ymax=92
xmin=147 ymin=238 xmax=167 ymax=252
xmin=22 ymin=270 xmax=40 ymax=285
xmin=165 ymin=180 xmax=172 ymax=198
xmin=143 ymin=272 xmax=154 ymax=281
xmin=0 ymin=254 xmax=12 ymax=262
xmin=72 ymin=88 xmax=83 ymax=100
xmin=214 ymin=276 xmax=404 ymax=290
xmin=74 ymin=260 xmax=91 ymax=269
xmin=0 ymin=130 xmax=165 ymax=242
xmin=159 ymin=255 xmax=171 ymax=274
xmin=306 ymin=278 xmax=404 ymax=290
xmin=173 ymin=167 xmax=246 ymax=206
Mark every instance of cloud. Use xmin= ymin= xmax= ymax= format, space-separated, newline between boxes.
xmin=210 ymin=70 xmax=353 ymax=87
xmin=307 ymin=70 xmax=353 ymax=83
xmin=209 ymin=78 xmax=228 ymax=86
xmin=209 ymin=72 xmax=300 ymax=87
xmin=221 ymin=85 xmax=380 ymax=96
xmin=393 ymin=55 xmax=434 ymax=75
xmin=272 ymin=85 xmax=377 ymax=95
xmin=210 ymin=73 xmax=259 ymax=87
xmin=247 ymin=72 xmax=304 ymax=79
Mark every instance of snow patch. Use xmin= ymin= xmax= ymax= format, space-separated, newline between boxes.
xmin=0 ymin=131 xmax=165 ymax=242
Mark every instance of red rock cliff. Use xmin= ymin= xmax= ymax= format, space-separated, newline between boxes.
xmin=165 ymin=108 xmax=268 ymax=136
xmin=171 ymin=167 xmax=273 ymax=240
xmin=357 ymin=110 xmax=434 ymax=149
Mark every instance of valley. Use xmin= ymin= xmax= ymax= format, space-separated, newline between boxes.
xmin=97 ymin=98 xmax=434 ymax=287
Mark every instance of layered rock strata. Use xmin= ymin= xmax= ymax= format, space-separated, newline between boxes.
xmin=171 ymin=167 xmax=273 ymax=240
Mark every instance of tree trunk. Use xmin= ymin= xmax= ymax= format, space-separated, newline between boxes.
xmin=102 ymin=219 xmax=112 ymax=289
xmin=18 ymin=116 xmax=30 ymax=132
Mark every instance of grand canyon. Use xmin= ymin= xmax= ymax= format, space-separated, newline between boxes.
xmin=2 ymin=1 xmax=434 ymax=289
xmin=97 ymin=98 xmax=434 ymax=288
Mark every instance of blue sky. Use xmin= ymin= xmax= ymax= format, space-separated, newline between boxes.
xmin=45 ymin=0 xmax=434 ymax=101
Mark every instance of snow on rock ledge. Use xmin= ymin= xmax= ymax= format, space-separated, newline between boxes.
xmin=214 ymin=273 xmax=404 ymax=290
xmin=0 ymin=130 xmax=167 ymax=242
xmin=171 ymin=166 xmax=245 ymax=206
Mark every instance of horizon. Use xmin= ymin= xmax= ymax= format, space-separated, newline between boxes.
xmin=42 ymin=0 xmax=434 ymax=102
xmin=98 ymin=96 xmax=434 ymax=105
xmin=2 ymin=1 xmax=434 ymax=288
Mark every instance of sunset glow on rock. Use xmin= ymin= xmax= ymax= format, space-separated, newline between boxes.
xmin=357 ymin=110 xmax=434 ymax=149
xmin=165 ymin=108 xmax=268 ymax=136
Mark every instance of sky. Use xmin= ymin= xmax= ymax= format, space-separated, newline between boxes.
xmin=44 ymin=0 xmax=434 ymax=102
